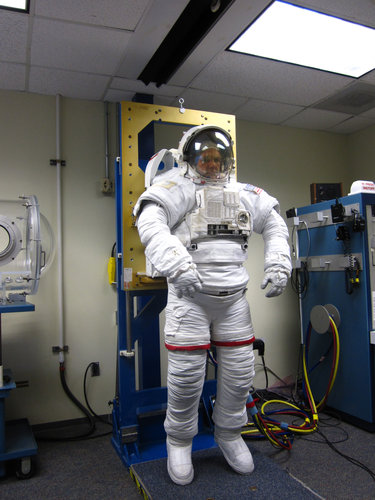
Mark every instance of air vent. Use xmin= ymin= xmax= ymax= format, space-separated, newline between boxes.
xmin=313 ymin=83 xmax=375 ymax=115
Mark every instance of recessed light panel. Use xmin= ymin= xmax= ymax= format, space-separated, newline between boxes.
xmin=228 ymin=1 xmax=375 ymax=78
xmin=0 ymin=0 xmax=28 ymax=12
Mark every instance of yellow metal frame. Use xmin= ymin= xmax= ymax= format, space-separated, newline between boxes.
xmin=120 ymin=101 xmax=236 ymax=290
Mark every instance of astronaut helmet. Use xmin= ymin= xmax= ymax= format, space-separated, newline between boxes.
xmin=178 ymin=125 xmax=234 ymax=183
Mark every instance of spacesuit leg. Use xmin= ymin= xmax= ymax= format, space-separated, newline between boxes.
xmin=164 ymin=349 xmax=207 ymax=485
xmin=213 ymin=344 xmax=255 ymax=474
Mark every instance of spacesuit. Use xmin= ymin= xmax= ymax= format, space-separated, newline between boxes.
xmin=134 ymin=125 xmax=291 ymax=485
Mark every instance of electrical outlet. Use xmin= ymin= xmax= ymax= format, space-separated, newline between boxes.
xmin=101 ymin=177 xmax=113 ymax=193
xmin=253 ymin=339 xmax=265 ymax=356
xmin=91 ymin=362 xmax=100 ymax=376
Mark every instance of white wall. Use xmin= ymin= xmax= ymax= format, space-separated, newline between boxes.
xmin=1 ymin=89 xmax=371 ymax=425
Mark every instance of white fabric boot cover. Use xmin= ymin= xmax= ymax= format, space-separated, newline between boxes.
xmin=166 ymin=435 xmax=194 ymax=485
xmin=213 ymin=345 xmax=255 ymax=474
xmin=164 ymin=350 xmax=207 ymax=484
xmin=215 ymin=426 xmax=254 ymax=474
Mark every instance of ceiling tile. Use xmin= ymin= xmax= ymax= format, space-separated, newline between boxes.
xmin=29 ymin=67 xmax=110 ymax=100
xmin=282 ymin=108 xmax=352 ymax=130
xmin=360 ymin=69 xmax=375 ymax=85
xmin=0 ymin=62 xmax=25 ymax=90
xmin=329 ymin=116 xmax=375 ymax=134
xmin=234 ymin=99 xmax=303 ymax=123
xmin=35 ymin=0 xmax=149 ymax=30
xmin=191 ymin=52 xmax=354 ymax=106
xmin=31 ymin=18 xmax=132 ymax=74
xmin=360 ymin=106 xmax=375 ymax=120
xmin=0 ymin=11 xmax=29 ymax=63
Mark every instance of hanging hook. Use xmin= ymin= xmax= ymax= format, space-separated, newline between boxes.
xmin=179 ymin=98 xmax=185 ymax=114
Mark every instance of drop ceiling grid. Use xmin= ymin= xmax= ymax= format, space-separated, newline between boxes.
xmin=190 ymin=51 xmax=355 ymax=106
xmin=0 ymin=0 xmax=375 ymax=135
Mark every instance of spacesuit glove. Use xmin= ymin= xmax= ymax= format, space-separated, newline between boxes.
xmin=169 ymin=264 xmax=203 ymax=298
xmin=261 ymin=267 xmax=288 ymax=298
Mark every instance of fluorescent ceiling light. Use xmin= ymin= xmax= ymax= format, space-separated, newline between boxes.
xmin=0 ymin=0 xmax=28 ymax=11
xmin=228 ymin=1 xmax=375 ymax=78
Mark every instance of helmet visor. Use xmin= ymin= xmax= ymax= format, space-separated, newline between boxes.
xmin=184 ymin=128 xmax=234 ymax=180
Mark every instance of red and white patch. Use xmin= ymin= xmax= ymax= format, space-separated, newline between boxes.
xmin=245 ymin=183 xmax=263 ymax=195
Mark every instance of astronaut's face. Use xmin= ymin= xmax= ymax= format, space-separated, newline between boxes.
xmin=182 ymin=126 xmax=234 ymax=182
xmin=196 ymin=148 xmax=223 ymax=179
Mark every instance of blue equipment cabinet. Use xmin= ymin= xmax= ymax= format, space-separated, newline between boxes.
xmin=0 ymin=303 xmax=38 ymax=478
xmin=292 ymin=193 xmax=375 ymax=430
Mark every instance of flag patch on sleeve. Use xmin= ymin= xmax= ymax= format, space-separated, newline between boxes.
xmin=245 ymin=184 xmax=263 ymax=195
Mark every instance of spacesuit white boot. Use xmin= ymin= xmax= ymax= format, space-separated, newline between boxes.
xmin=214 ymin=427 xmax=254 ymax=474
xmin=164 ymin=349 xmax=207 ymax=485
xmin=166 ymin=435 xmax=194 ymax=485
xmin=213 ymin=345 xmax=255 ymax=474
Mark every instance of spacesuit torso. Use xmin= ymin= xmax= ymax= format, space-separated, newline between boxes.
xmin=134 ymin=166 xmax=280 ymax=293
xmin=174 ymin=182 xmax=251 ymax=293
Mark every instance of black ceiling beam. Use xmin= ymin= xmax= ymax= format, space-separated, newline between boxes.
xmin=138 ymin=0 xmax=235 ymax=87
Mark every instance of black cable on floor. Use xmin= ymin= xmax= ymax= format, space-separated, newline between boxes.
xmin=317 ymin=427 xmax=375 ymax=482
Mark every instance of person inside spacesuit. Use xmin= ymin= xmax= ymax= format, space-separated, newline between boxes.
xmin=134 ymin=125 xmax=291 ymax=485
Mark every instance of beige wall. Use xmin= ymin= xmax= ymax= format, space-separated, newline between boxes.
xmin=236 ymin=120 xmax=351 ymax=387
xmin=347 ymin=124 xmax=375 ymax=181
xmin=0 ymin=91 xmax=117 ymax=423
xmin=1 ymin=89 xmax=374 ymax=424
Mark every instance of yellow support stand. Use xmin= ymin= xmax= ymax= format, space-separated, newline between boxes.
xmin=120 ymin=101 xmax=236 ymax=291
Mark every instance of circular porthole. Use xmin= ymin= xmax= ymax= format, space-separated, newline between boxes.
xmin=0 ymin=195 xmax=54 ymax=298
xmin=0 ymin=216 xmax=22 ymax=266
xmin=0 ymin=225 xmax=11 ymax=254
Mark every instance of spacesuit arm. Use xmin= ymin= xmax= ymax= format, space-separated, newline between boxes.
xmin=260 ymin=208 xmax=291 ymax=297
xmin=136 ymin=202 xmax=202 ymax=297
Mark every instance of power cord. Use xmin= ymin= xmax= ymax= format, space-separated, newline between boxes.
xmin=35 ymin=362 xmax=111 ymax=442
xmin=245 ymin=324 xmax=375 ymax=483
xmin=83 ymin=362 xmax=112 ymax=427
xmin=317 ymin=427 xmax=375 ymax=482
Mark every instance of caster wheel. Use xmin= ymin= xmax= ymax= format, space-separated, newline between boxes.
xmin=16 ymin=455 xmax=36 ymax=479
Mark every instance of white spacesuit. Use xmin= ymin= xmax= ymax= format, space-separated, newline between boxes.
xmin=134 ymin=125 xmax=291 ymax=485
